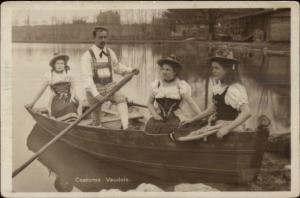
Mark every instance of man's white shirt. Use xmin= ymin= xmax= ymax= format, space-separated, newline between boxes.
xmin=81 ymin=44 xmax=133 ymax=97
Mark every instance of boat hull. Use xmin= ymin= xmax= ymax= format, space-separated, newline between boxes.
xmin=27 ymin=108 xmax=269 ymax=184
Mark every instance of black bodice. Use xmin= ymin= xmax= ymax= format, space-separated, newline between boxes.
xmin=155 ymin=98 xmax=181 ymax=120
xmin=213 ymin=87 xmax=239 ymax=121
xmin=50 ymin=82 xmax=71 ymax=99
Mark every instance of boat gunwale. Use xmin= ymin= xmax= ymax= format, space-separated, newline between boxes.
xmin=31 ymin=108 xmax=258 ymax=136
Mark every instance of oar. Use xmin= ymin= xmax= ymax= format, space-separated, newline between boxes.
xmin=126 ymin=100 xmax=147 ymax=108
xmin=177 ymin=128 xmax=220 ymax=141
xmin=12 ymin=70 xmax=139 ymax=178
xmin=176 ymin=123 xmax=223 ymax=142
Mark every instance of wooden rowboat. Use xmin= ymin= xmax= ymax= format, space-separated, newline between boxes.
xmin=26 ymin=107 xmax=270 ymax=184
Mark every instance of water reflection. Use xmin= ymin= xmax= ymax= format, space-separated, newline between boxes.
xmin=242 ymin=50 xmax=290 ymax=91
xmin=27 ymin=124 xmax=174 ymax=192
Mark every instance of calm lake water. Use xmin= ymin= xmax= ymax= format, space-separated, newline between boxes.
xmin=12 ymin=42 xmax=290 ymax=192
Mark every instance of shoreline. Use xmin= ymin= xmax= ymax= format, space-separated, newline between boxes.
xmin=13 ymin=39 xmax=184 ymax=44
xmin=12 ymin=39 xmax=290 ymax=46
xmin=12 ymin=40 xmax=290 ymax=55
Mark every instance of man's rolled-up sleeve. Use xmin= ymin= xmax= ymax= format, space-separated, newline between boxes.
xmin=109 ymin=49 xmax=133 ymax=76
xmin=81 ymin=52 xmax=99 ymax=97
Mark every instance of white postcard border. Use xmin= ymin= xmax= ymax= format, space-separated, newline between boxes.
xmin=1 ymin=1 xmax=299 ymax=198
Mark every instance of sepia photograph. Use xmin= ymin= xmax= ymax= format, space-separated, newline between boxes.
xmin=1 ymin=1 xmax=299 ymax=197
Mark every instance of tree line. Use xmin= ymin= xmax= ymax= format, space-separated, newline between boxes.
xmin=12 ymin=9 xmax=264 ymax=42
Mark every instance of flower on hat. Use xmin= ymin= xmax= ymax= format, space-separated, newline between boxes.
xmin=209 ymin=45 xmax=239 ymax=70
xmin=215 ymin=45 xmax=234 ymax=59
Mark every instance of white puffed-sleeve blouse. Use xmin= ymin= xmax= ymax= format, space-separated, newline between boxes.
xmin=149 ymin=78 xmax=192 ymax=100
xmin=43 ymin=70 xmax=73 ymax=85
xmin=149 ymin=78 xmax=198 ymax=121
xmin=211 ymin=80 xmax=248 ymax=111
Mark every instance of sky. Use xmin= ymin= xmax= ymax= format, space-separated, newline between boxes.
xmin=12 ymin=9 xmax=165 ymax=26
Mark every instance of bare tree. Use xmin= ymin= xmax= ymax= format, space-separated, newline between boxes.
xmin=96 ymin=10 xmax=121 ymax=25
xmin=199 ymin=9 xmax=224 ymax=40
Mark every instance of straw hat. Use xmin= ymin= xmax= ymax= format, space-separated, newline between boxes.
xmin=49 ymin=52 xmax=69 ymax=67
xmin=209 ymin=45 xmax=240 ymax=65
xmin=157 ymin=54 xmax=183 ymax=70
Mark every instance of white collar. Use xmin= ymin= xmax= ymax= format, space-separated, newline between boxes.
xmin=211 ymin=79 xmax=228 ymax=94
xmin=92 ymin=45 xmax=108 ymax=53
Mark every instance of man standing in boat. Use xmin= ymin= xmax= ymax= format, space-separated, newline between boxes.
xmin=81 ymin=26 xmax=138 ymax=129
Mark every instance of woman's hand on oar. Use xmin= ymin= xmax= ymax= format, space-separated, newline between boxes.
xmin=13 ymin=71 xmax=139 ymax=178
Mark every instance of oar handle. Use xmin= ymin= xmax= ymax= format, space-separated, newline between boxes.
xmin=127 ymin=100 xmax=148 ymax=108
xmin=13 ymin=71 xmax=138 ymax=178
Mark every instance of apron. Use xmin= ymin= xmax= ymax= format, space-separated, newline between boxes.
xmin=50 ymin=76 xmax=79 ymax=122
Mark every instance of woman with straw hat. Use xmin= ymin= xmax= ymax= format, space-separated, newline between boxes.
xmin=182 ymin=46 xmax=252 ymax=139
xmin=26 ymin=53 xmax=82 ymax=122
xmin=145 ymin=54 xmax=202 ymax=134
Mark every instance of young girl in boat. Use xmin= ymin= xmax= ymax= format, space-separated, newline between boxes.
xmin=182 ymin=47 xmax=251 ymax=139
xmin=145 ymin=54 xmax=202 ymax=134
xmin=26 ymin=53 xmax=82 ymax=122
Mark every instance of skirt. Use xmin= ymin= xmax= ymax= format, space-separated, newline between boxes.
xmin=51 ymin=94 xmax=79 ymax=122
xmin=145 ymin=114 xmax=180 ymax=134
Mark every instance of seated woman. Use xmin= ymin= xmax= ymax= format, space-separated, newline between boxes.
xmin=145 ymin=54 xmax=202 ymax=134
xmin=182 ymin=47 xmax=251 ymax=139
xmin=26 ymin=53 xmax=82 ymax=122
